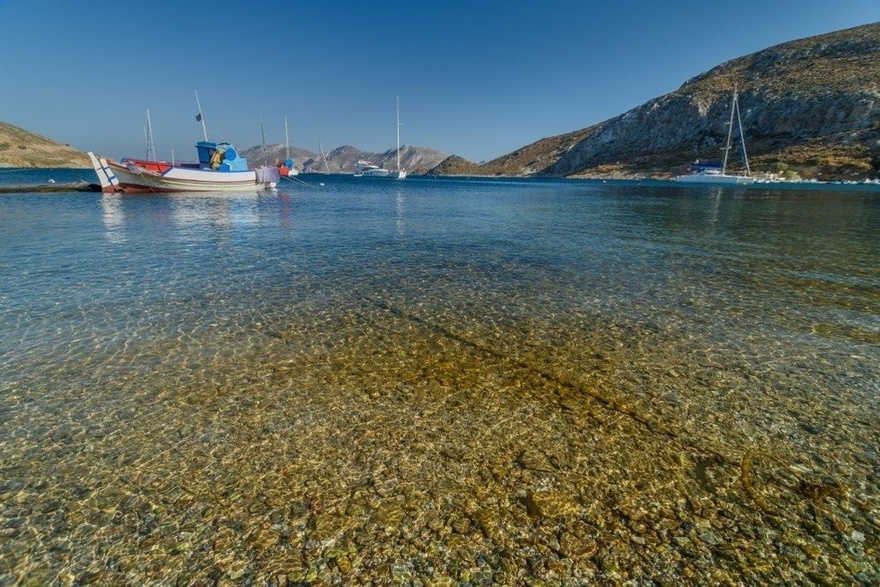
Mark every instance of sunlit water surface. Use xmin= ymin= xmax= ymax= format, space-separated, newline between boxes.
xmin=1 ymin=175 xmax=878 ymax=585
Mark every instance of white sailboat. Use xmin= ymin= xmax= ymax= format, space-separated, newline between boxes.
xmin=673 ymin=85 xmax=755 ymax=185
xmin=391 ymin=95 xmax=406 ymax=180
xmin=319 ymin=141 xmax=330 ymax=174
xmin=355 ymin=96 xmax=406 ymax=179
xmin=306 ymin=141 xmax=331 ymax=174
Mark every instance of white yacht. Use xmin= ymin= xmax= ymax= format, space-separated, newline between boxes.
xmin=354 ymin=160 xmax=390 ymax=177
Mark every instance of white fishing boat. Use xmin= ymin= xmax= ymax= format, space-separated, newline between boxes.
xmin=673 ymin=85 xmax=755 ymax=185
xmin=88 ymin=143 xmax=280 ymax=193
xmin=88 ymin=93 xmax=279 ymax=193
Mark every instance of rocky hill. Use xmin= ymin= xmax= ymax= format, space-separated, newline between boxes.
xmin=241 ymin=143 xmax=446 ymax=175
xmin=0 ymin=122 xmax=90 ymax=168
xmin=435 ymin=22 xmax=880 ymax=180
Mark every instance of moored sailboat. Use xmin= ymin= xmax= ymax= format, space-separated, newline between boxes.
xmin=354 ymin=96 xmax=407 ymax=179
xmin=391 ymin=95 xmax=406 ymax=180
xmin=673 ymin=85 xmax=755 ymax=185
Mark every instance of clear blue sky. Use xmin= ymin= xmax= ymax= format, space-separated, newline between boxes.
xmin=1 ymin=1 xmax=877 ymax=163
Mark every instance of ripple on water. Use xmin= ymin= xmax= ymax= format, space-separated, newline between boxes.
xmin=1 ymin=183 xmax=877 ymax=585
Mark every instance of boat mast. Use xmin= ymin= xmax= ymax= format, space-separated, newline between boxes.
xmin=720 ymin=86 xmax=737 ymax=175
xmin=734 ymin=93 xmax=751 ymax=176
xmin=284 ymin=117 xmax=290 ymax=161
xmin=194 ymin=90 xmax=208 ymax=142
xmin=319 ymin=141 xmax=329 ymax=173
xmin=260 ymin=117 xmax=267 ymax=164
xmin=145 ymin=108 xmax=156 ymax=160
xmin=396 ymin=95 xmax=402 ymax=171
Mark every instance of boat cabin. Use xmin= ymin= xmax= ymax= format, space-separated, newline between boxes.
xmin=196 ymin=141 xmax=248 ymax=172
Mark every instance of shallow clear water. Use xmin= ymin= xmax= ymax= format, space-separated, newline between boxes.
xmin=1 ymin=176 xmax=878 ymax=585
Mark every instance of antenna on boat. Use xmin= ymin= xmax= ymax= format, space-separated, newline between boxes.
xmin=194 ymin=90 xmax=208 ymax=142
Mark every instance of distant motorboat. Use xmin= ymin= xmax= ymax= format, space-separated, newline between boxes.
xmin=673 ymin=85 xmax=755 ymax=185
xmin=354 ymin=160 xmax=390 ymax=177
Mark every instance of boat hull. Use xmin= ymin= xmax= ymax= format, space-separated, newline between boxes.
xmin=89 ymin=153 xmax=278 ymax=193
xmin=673 ymin=173 xmax=756 ymax=185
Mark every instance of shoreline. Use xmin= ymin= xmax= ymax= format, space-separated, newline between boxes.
xmin=0 ymin=180 xmax=99 ymax=194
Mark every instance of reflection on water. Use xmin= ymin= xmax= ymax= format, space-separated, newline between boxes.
xmin=0 ymin=178 xmax=878 ymax=585
xmin=101 ymin=195 xmax=126 ymax=244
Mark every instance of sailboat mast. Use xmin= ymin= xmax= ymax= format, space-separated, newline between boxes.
xmin=320 ymin=141 xmax=329 ymax=173
xmin=396 ymin=95 xmax=401 ymax=170
xmin=734 ymin=95 xmax=751 ymax=176
xmin=721 ymin=86 xmax=737 ymax=175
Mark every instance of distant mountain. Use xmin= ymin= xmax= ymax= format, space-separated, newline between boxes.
xmin=240 ymin=143 xmax=446 ymax=175
xmin=0 ymin=122 xmax=89 ymax=168
xmin=0 ymin=119 xmax=447 ymax=175
xmin=431 ymin=22 xmax=880 ymax=181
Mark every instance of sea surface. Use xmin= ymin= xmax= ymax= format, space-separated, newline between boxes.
xmin=1 ymin=171 xmax=878 ymax=585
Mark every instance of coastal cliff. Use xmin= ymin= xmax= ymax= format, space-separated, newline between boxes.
xmin=435 ymin=22 xmax=880 ymax=180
